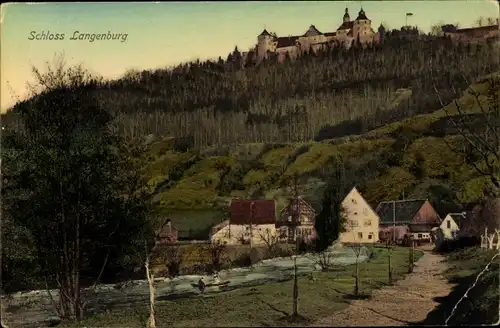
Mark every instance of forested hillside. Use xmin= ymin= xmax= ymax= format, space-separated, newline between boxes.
xmin=2 ymin=33 xmax=499 ymax=238
xmin=3 ymin=35 xmax=499 ymax=148
xmin=2 ymin=29 xmax=499 ymax=300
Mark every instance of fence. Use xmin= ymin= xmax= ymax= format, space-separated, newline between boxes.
xmin=480 ymin=228 xmax=500 ymax=249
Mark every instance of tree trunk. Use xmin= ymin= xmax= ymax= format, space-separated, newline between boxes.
xmin=388 ymin=247 xmax=393 ymax=285
xmin=408 ymin=242 xmax=414 ymax=273
xmin=292 ymin=256 xmax=298 ymax=317
xmin=145 ymin=256 xmax=156 ymax=328
xmin=354 ymin=254 xmax=360 ymax=296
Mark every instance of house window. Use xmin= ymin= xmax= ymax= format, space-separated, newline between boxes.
xmin=358 ymin=232 xmax=363 ymax=239
xmin=352 ymin=199 xmax=357 ymax=204
xmin=368 ymin=233 xmax=373 ymax=240
xmin=349 ymin=220 xmax=359 ymax=228
xmin=364 ymin=220 xmax=371 ymax=227
xmin=354 ymin=212 xmax=358 ymax=215
xmin=446 ymin=220 xmax=451 ymax=229
xmin=418 ymin=233 xmax=423 ymax=239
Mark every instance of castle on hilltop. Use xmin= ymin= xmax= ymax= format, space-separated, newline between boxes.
xmin=255 ymin=7 xmax=380 ymax=62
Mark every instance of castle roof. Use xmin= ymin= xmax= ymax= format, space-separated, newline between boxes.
xmin=259 ymin=29 xmax=272 ymax=37
xmin=303 ymin=25 xmax=323 ymax=37
xmin=337 ymin=21 xmax=354 ymax=30
xmin=356 ymin=8 xmax=369 ymax=21
xmin=276 ymin=36 xmax=299 ymax=48
xmin=343 ymin=7 xmax=350 ymax=19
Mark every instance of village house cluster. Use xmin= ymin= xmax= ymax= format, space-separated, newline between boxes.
xmin=154 ymin=185 xmax=466 ymax=250
xmin=152 ymin=186 xmax=461 ymax=249
xmin=254 ymin=7 xmax=380 ymax=63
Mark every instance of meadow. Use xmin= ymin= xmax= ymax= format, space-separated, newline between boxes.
xmin=65 ymin=246 xmax=423 ymax=327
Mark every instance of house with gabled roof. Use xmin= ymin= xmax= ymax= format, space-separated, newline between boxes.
xmin=276 ymin=196 xmax=317 ymax=244
xmin=432 ymin=212 xmax=463 ymax=248
xmin=338 ymin=187 xmax=380 ymax=244
xmin=376 ymin=199 xmax=441 ymax=243
xmin=210 ymin=199 xmax=277 ymax=246
xmin=155 ymin=219 xmax=179 ymax=247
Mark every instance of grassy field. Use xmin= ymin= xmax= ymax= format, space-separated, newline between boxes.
xmin=66 ymin=246 xmax=423 ymax=327
xmin=416 ymin=247 xmax=499 ymax=326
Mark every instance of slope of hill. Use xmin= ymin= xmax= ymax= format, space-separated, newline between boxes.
xmin=3 ymin=36 xmax=498 ymax=149
xmin=143 ymin=74 xmax=499 ymax=236
xmin=2 ymin=35 xmax=498 ymax=237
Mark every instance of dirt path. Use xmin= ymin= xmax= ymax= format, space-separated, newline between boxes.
xmin=311 ymin=251 xmax=454 ymax=327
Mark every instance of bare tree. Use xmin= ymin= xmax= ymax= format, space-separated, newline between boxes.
xmin=26 ymin=53 xmax=102 ymax=97
xmin=143 ymin=243 xmax=157 ymax=328
xmin=161 ymin=245 xmax=184 ymax=278
xmin=203 ymin=240 xmax=228 ymax=273
xmin=386 ymin=240 xmax=394 ymax=285
xmin=258 ymin=228 xmax=281 ymax=258
xmin=347 ymin=221 xmax=364 ymax=297
xmin=292 ymin=254 xmax=299 ymax=318
xmin=408 ymin=237 xmax=415 ymax=274
xmin=476 ymin=17 xmax=484 ymax=27
xmin=433 ymin=74 xmax=500 ymax=197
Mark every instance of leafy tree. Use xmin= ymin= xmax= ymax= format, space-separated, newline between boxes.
xmin=314 ymin=157 xmax=348 ymax=251
xmin=1 ymin=60 xmax=154 ymax=320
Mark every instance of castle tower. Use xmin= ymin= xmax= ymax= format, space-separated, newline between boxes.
xmin=343 ymin=7 xmax=350 ymax=23
xmin=257 ymin=29 xmax=273 ymax=61
xmin=353 ymin=7 xmax=372 ymax=41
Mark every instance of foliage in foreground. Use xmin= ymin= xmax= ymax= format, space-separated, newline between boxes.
xmin=418 ymin=247 xmax=499 ymax=326
xmin=1 ymin=65 xmax=155 ymax=319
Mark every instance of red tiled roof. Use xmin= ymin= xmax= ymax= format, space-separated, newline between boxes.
xmin=276 ymin=36 xmax=299 ymax=48
xmin=230 ymin=199 xmax=276 ymax=225
xmin=337 ymin=21 xmax=354 ymax=30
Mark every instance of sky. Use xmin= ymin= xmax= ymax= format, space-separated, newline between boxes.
xmin=1 ymin=1 xmax=499 ymax=112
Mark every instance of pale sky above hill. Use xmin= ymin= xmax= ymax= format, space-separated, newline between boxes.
xmin=1 ymin=1 xmax=499 ymax=112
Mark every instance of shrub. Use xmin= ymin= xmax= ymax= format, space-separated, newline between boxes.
xmin=436 ymin=236 xmax=481 ymax=253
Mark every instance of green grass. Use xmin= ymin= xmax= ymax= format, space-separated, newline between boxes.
xmin=65 ymin=247 xmax=422 ymax=328
xmin=156 ymin=156 xmax=236 ymax=209
xmin=416 ymin=247 xmax=499 ymax=326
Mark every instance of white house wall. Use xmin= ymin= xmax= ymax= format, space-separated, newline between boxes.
xmin=211 ymin=223 xmax=277 ymax=246
xmin=339 ymin=187 xmax=380 ymax=244
xmin=440 ymin=215 xmax=460 ymax=239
